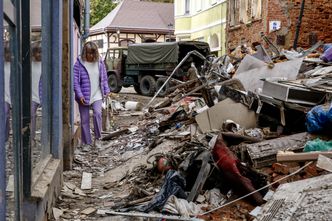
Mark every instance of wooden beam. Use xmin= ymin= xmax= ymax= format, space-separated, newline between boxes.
xmin=277 ymin=151 xmax=332 ymax=162
xmin=62 ymin=0 xmax=73 ymax=170
xmin=101 ymin=128 xmax=129 ymax=141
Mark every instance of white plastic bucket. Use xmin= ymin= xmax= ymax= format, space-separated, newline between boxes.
xmin=125 ymin=101 xmax=143 ymax=111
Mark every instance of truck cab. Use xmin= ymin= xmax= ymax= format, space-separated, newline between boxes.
xmin=104 ymin=41 xmax=210 ymax=96
xmin=104 ymin=47 xmax=128 ymax=93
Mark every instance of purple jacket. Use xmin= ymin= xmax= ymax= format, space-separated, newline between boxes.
xmin=73 ymin=58 xmax=110 ymax=104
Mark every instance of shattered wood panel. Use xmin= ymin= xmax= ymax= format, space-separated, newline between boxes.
xmin=255 ymin=174 xmax=332 ymax=221
xmin=195 ymin=98 xmax=257 ymax=133
xmin=245 ymin=132 xmax=311 ymax=168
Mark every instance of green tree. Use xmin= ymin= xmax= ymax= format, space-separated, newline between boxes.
xmin=90 ymin=0 xmax=117 ymax=26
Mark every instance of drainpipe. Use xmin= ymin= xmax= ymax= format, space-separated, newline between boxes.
xmin=293 ymin=0 xmax=305 ymax=50
xmin=83 ymin=0 xmax=90 ymax=41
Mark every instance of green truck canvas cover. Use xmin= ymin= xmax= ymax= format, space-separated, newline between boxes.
xmin=126 ymin=41 xmax=210 ymax=65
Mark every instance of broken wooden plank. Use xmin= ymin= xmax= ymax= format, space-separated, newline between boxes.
xmin=167 ymin=78 xmax=200 ymax=92
xmin=195 ymin=98 xmax=257 ymax=133
xmin=113 ymin=195 xmax=154 ymax=208
xmin=277 ymin=151 xmax=332 ymax=162
xmin=81 ymin=172 xmax=92 ymax=190
xmin=81 ymin=207 xmax=96 ymax=215
xmin=148 ymin=138 xmax=164 ymax=150
xmin=133 ymin=185 xmax=154 ymax=196
xmin=102 ymin=128 xmax=129 ymax=141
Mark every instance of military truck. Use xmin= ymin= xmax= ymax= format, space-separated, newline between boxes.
xmin=104 ymin=41 xmax=210 ymax=96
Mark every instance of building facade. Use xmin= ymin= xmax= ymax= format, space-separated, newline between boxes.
xmin=174 ymin=0 xmax=227 ymax=56
xmin=226 ymin=0 xmax=332 ymax=52
xmin=88 ymin=0 xmax=175 ymax=57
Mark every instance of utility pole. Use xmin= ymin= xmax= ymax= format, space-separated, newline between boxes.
xmin=293 ymin=0 xmax=305 ymax=50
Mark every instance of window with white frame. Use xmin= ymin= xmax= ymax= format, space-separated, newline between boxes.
xmin=196 ymin=0 xmax=202 ymax=12
xmin=229 ymin=0 xmax=262 ymax=26
xmin=185 ymin=0 xmax=190 ymax=14
xmin=239 ymin=0 xmax=249 ymax=23
xmin=251 ymin=0 xmax=262 ymax=19
xmin=229 ymin=0 xmax=239 ymax=26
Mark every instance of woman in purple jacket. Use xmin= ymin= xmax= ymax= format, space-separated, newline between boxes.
xmin=74 ymin=41 xmax=110 ymax=148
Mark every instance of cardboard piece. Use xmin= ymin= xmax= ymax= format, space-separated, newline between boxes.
xmin=195 ymin=98 xmax=257 ymax=133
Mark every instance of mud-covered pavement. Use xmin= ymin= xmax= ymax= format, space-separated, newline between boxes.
xmin=53 ymin=87 xmax=166 ymax=221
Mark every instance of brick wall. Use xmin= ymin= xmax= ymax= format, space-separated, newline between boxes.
xmin=227 ymin=0 xmax=332 ymax=52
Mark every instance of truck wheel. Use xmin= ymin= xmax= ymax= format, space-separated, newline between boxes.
xmin=140 ymin=75 xmax=156 ymax=96
xmin=108 ymin=73 xmax=122 ymax=93
xmin=133 ymin=84 xmax=141 ymax=94
xmin=156 ymin=78 xmax=169 ymax=97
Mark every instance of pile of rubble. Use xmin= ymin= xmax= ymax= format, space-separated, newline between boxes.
xmin=54 ymin=41 xmax=332 ymax=221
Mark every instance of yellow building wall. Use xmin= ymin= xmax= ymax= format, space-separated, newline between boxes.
xmin=175 ymin=1 xmax=226 ymax=56
xmin=175 ymin=16 xmax=192 ymax=32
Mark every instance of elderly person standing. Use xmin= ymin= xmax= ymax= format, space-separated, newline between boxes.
xmin=74 ymin=41 xmax=110 ymax=149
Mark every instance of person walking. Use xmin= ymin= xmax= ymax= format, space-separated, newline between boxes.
xmin=74 ymin=41 xmax=110 ymax=149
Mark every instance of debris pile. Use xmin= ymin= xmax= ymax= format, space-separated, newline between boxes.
xmin=53 ymin=40 xmax=332 ymax=221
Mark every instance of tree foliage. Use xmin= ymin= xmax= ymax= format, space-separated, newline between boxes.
xmin=90 ymin=0 xmax=117 ymax=26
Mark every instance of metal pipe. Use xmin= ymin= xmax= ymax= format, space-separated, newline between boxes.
xmin=293 ymin=0 xmax=305 ymax=50
xmin=106 ymin=210 xmax=204 ymax=221
xmin=70 ymin=0 xmax=74 ymax=128
xmin=13 ymin=0 xmax=23 ymax=219
xmin=51 ymin=0 xmax=63 ymax=158
xmin=21 ymin=0 xmax=32 ymax=197
xmin=0 ymin=1 xmax=6 ymax=219
xmin=145 ymin=50 xmax=208 ymax=108
xmin=41 ymin=0 xmax=52 ymax=161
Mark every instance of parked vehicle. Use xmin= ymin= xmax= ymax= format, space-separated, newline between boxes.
xmin=104 ymin=41 xmax=210 ymax=96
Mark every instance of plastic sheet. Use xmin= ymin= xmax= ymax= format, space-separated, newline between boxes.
xmin=304 ymin=138 xmax=332 ymax=152
xmin=162 ymin=195 xmax=202 ymax=217
xmin=306 ymin=104 xmax=332 ymax=133
xmin=321 ymin=44 xmax=332 ymax=62
xmin=132 ymin=170 xmax=187 ymax=212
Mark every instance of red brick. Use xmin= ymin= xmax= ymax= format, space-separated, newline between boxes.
xmin=227 ymin=0 xmax=332 ymax=51
xmin=304 ymin=164 xmax=319 ymax=177
xmin=272 ymin=163 xmax=290 ymax=175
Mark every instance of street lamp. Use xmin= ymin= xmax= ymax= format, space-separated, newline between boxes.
xmin=167 ymin=23 xmax=173 ymax=42
xmin=116 ymin=28 xmax=120 ymax=46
